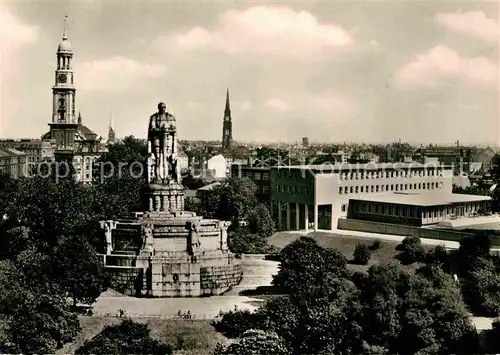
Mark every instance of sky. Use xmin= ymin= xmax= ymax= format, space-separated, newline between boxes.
xmin=0 ymin=1 xmax=498 ymax=145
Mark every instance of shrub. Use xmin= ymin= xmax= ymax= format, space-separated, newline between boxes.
xmin=400 ymin=236 xmax=421 ymax=251
xmin=425 ymin=245 xmax=450 ymax=271
xmin=398 ymin=243 xmax=425 ymax=265
xmin=353 ymin=243 xmax=371 ymax=265
xmin=212 ymin=310 xmax=261 ymax=338
xmin=370 ymin=239 xmax=382 ymax=251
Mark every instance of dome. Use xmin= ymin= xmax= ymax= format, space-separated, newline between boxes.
xmin=57 ymin=38 xmax=72 ymax=53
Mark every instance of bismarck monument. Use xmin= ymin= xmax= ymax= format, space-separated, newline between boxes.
xmin=100 ymin=103 xmax=242 ymax=297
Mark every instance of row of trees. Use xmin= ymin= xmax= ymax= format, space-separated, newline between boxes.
xmin=0 ymin=137 xmax=149 ymax=353
xmin=213 ymin=236 xmax=480 ymax=354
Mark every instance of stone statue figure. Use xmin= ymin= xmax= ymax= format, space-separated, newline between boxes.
xmin=218 ymin=221 xmax=231 ymax=250
xmin=143 ymin=224 xmax=154 ymax=252
xmin=188 ymin=221 xmax=202 ymax=253
xmin=100 ymin=220 xmax=116 ymax=255
xmin=104 ymin=223 xmax=112 ymax=254
xmin=147 ymin=102 xmax=181 ymax=184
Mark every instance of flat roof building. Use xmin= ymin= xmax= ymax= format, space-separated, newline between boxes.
xmin=347 ymin=192 xmax=490 ymax=227
xmin=270 ymin=162 xmax=459 ymax=231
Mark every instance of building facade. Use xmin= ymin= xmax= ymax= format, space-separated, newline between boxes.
xmin=347 ymin=193 xmax=490 ymax=227
xmin=230 ymin=164 xmax=271 ymax=202
xmin=270 ymin=162 xmax=455 ymax=231
xmin=41 ymin=19 xmax=104 ymax=184
xmin=0 ymin=148 xmax=28 ymax=178
xmin=0 ymin=139 xmax=54 ymax=175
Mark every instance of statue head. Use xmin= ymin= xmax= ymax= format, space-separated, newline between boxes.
xmin=158 ymin=102 xmax=167 ymax=114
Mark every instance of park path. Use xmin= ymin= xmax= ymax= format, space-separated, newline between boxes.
xmin=92 ymin=257 xmax=279 ymax=319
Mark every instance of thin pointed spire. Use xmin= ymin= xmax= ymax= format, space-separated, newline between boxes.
xmin=78 ymin=111 xmax=82 ymax=125
xmin=224 ymin=88 xmax=230 ymax=114
xmin=62 ymin=15 xmax=68 ymax=40
xmin=109 ymin=110 xmax=114 ymax=130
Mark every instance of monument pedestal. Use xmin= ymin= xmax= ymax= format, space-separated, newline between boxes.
xmin=143 ymin=181 xmax=185 ymax=212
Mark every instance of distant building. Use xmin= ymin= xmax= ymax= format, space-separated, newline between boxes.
xmin=221 ymin=89 xmax=232 ymax=151
xmin=332 ymin=150 xmax=350 ymax=164
xmin=418 ymin=146 xmax=470 ymax=172
xmin=0 ymin=148 xmax=28 ymax=178
xmin=207 ymin=154 xmax=227 ymax=179
xmin=471 ymin=147 xmax=496 ymax=171
xmin=0 ymin=139 xmax=54 ymax=175
xmin=302 ymin=137 xmax=309 ymax=147
xmin=230 ymin=164 xmax=270 ymax=202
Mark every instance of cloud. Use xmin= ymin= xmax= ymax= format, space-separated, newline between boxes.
xmin=264 ymin=93 xmax=356 ymax=118
xmin=233 ymin=100 xmax=253 ymax=111
xmin=0 ymin=6 xmax=39 ymax=136
xmin=264 ymin=98 xmax=294 ymax=112
xmin=76 ymin=56 xmax=166 ymax=91
xmin=395 ymin=45 xmax=497 ymax=90
xmin=160 ymin=6 xmax=354 ymax=59
xmin=435 ymin=11 xmax=498 ymax=43
xmin=0 ymin=6 xmax=39 ymax=74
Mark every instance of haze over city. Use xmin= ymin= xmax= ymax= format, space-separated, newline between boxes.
xmin=1 ymin=1 xmax=499 ymax=145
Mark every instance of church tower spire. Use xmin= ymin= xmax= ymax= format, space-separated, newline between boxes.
xmin=48 ymin=15 xmax=78 ymax=160
xmin=108 ymin=110 xmax=116 ymax=144
xmin=222 ymin=88 xmax=232 ymax=151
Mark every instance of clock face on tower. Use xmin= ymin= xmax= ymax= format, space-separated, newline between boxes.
xmin=57 ymin=73 xmax=67 ymax=83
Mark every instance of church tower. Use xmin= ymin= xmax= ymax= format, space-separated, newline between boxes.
xmin=221 ymin=88 xmax=232 ymax=151
xmin=108 ymin=110 xmax=116 ymax=145
xmin=48 ymin=16 xmax=78 ymax=160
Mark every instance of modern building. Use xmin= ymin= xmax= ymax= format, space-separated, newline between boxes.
xmin=221 ymin=89 xmax=232 ymax=151
xmin=0 ymin=148 xmax=28 ymax=178
xmin=270 ymin=162 xmax=458 ymax=231
xmin=230 ymin=164 xmax=271 ymax=202
xmin=346 ymin=192 xmax=490 ymax=227
xmin=0 ymin=139 xmax=54 ymax=175
xmin=41 ymin=19 xmax=104 ymax=184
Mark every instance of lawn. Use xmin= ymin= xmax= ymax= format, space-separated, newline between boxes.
xmin=267 ymin=231 xmax=434 ymax=273
xmin=56 ymin=316 xmax=227 ymax=355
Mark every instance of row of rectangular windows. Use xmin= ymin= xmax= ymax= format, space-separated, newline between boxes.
xmin=276 ymin=185 xmax=309 ymax=194
xmin=239 ymin=171 xmax=270 ymax=181
xmin=355 ymin=201 xmax=482 ymax=218
xmin=339 ymin=181 xmax=443 ymax=194
xmin=340 ymin=169 xmax=443 ymax=180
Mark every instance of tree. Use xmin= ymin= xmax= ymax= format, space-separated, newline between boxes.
xmin=212 ymin=309 xmax=262 ymax=338
xmin=94 ymin=135 xmax=147 ymax=182
xmin=490 ymin=154 xmax=500 ymax=183
xmin=228 ymin=229 xmax=274 ymax=254
xmin=466 ymin=257 xmax=500 ymax=316
xmin=272 ymin=237 xmax=348 ymax=301
xmin=76 ymin=319 xmax=172 ymax=355
xmin=352 ymin=243 xmax=371 ymax=265
xmin=214 ymin=329 xmax=288 ymax=355
xmin=359 ymin=263 xmax=478 ymax=354
xmin=247 ymin=204 xmax=275 ymax=238
xmin=0 ymin=260 xmax=80 ymax=354
xmin=51 ymin=235 xmax=109 ymax=306
xmin=196 ymin=177 xmax=258 ymax=224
